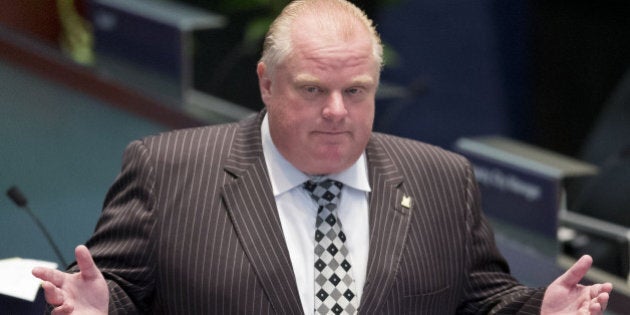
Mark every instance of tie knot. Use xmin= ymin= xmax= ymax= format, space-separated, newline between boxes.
xmin=303 ymin=179 xmax=343 ymax=207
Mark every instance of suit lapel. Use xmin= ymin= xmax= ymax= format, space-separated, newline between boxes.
xmin=219 ymin=115 xmax=413 ymax=313
xmin=221 ymin=112 xmax=303 ymax=314
xmin=360 ymin=135 xmax=412 ymax=313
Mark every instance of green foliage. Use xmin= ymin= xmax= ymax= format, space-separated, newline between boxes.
xmin=242 ymin=16 xmax=275 ymax=52
xmin=216 ymin=0 xmax=286 ymax=14
xmin=218 ymin=0 xmax=288 ymax=51
xmin=177 ymin=0 xmax=401 ymax=60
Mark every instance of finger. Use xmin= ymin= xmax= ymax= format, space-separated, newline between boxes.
xmin=41 ymin=281 xmax=64 ymax=306
xmin=601 ymin=282 xmax=613 ymax=293
xmin=557 ymin=255 xmax=593 ymax=287
xmin=589 ymin=283 xmax=602 ymax=298
xmin=588 ymin=299 xmax=603 ymax=315
xmin=75 ymin=245 xmax=100 ymax=280
xmin=51 ymin=303 xmax=74 ymax=315
xmin=577 ymin=300 xmax=590 ymax=315
xmin=32 ymin=267 xmax=67 ymax=288
xmin=589 ymin=282 xmax=612 ymax=312
xmin=32 ymin=267 xmax=49 ymax=281
xmin=597 ymin=292 xmax=610 ymax=311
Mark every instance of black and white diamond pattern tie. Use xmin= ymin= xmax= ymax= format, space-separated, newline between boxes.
xmin=304 ymin=179 xmax=358 ymax=315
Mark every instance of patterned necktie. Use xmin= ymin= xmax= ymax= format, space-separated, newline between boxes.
xmin=304 ymin=179 xmax=359 ymax=315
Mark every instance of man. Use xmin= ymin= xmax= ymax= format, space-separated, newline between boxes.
xmin=33 ymin=0 xmax=612 ymax=314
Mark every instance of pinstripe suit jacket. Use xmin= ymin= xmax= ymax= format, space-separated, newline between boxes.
xmin=79 ymin=110 xmax=545 ymax=314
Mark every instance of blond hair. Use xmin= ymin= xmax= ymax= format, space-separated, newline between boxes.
xmin=260 ymin=0 xmax=383 ymax=75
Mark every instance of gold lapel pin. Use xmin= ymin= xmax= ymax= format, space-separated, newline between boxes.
xmin=401 ymin=195 xmax=412 ymax=209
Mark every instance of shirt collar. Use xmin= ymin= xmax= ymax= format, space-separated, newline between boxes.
xmin=261 ymin=113 xmax=371 ymax=197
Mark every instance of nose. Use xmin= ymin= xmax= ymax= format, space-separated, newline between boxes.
xmin=322 ymin=91 xmax=347 ymax=120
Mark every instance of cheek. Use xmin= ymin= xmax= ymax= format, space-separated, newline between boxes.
xmin=351 ymin=103 xmax=375 ymax=129
xmin=268 ymin=107 xmax=308 ymax=143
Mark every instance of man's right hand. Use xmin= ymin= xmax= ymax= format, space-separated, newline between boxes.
xmin=32 ymin=245 xmax=109 ymax=315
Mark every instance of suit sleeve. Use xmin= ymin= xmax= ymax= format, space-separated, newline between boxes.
xmin=458 ymin=160 xmax=546 ymax=314
xmin=68 ymin=140 xmax=157 ymax=314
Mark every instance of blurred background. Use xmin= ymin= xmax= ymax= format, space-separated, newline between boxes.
xmin=1 ymin=0 xmax=629 ymax=312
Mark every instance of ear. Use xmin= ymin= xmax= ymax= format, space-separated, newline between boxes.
xmin=257 ymin=62 xmax=272 ymax=102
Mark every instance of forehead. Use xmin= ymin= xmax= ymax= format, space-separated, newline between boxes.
xmin=290 ymin=11 xmax=374 ymax=60
xmin=286 ymin=31 xmax=377 ymax=74
xmin=280 ymin=48 xmax=378 ymax=89
xmin=280 ymin=52 xmax=379 ymax=92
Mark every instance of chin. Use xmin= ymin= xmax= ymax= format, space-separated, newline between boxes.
xmin=307 ymin=158 xmax=351 ymax=175
xmin=299 ymin=146 xmax=360 ymax=174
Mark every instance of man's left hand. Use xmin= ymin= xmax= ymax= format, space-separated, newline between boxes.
xmin=541 ymin=255 xmax=613 ymax=315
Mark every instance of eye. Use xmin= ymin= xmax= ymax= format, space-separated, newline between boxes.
xmin=305 ymin=86 xmax=321 ymax=94
xmin=300 ymin=85 xmax=325 ymax=100
xmin=346 ymin=87 xmax=362 ymax=95
xmin=345 ymin=87 xmax=369 ymax=101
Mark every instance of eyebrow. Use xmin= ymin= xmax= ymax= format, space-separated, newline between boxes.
xmin=294 ymin=74 xmax=320 ymax=85
xmin=350 ymin=75 xmax=376 ymax=86
xmin=294 ymin=74 xmax=375 ymax=86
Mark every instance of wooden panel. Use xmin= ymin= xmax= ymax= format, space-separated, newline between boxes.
xmin=0 ymin=26 xmax=203 ymax=130
xmin=0 ymin=0 xmax=61 ymax=46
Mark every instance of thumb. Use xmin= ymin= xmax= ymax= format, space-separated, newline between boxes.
xmin=75 ymin=245 xmax=101 ymax=280
xmin=557 ymin=255 xmax=592 ymax=287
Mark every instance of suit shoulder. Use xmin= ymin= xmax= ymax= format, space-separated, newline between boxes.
xmin=369 ymin=132 xmax=471 ymax=169
xmin=144 ymin=122 xmax=240 ymax=144
xmin=139 ymin=112 xmax=260 ymax=147
xmin=371 ymin=132 xmax=468 ymax=160
xmin=114 ymin=122 xmax=240 ymax=167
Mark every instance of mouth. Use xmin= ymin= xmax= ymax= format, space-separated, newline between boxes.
xmin=319 ymin=131 xmax=345 ymax=135
xmin=311 ymin=129 xmax=350 ymax=140
xmin=313 ymin=130 xmax=349 ymax=137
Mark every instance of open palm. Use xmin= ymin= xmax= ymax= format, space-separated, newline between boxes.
xmin=32 ymin=245 xmax=109 ymax=314
xmin=541 ymin=255 xmax=613 ymax=315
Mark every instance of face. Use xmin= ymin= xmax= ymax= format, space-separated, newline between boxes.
xmin=257 ymin=23 xmax=380 ymax=175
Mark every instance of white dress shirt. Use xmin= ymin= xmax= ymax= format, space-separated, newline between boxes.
xmin=261 ymin=114 xmax=371 ymax=315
